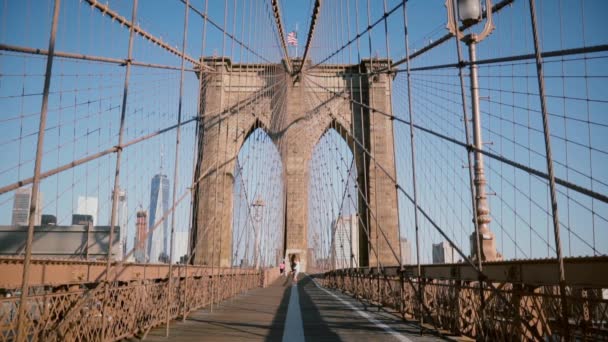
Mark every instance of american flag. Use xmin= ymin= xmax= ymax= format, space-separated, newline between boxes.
xmin=287 ymin=31 xmax=298 ymax=46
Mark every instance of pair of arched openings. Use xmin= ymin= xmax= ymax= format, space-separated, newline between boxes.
xmin=231 ymin=119 xmax=359 ymax=267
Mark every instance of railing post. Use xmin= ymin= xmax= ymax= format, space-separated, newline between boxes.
xmin=101 ymin=1 xmax=138 ymax=340
xmin=16 ymin=1 xmax=61 ymax=340
xmin=453 ymin=279 xmax=461 ymax=335
xmin=511 ymin=284 xmax=523 ymax=336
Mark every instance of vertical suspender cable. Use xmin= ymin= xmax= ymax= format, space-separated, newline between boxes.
xmin=166 ymin=0 xmax=190 ymax=336
xmin=101 ymin=1 xmax=137 ymax=341
xmin=527 ymin=0 xmax=569 ymax=338
xmin=401 ymin=1 xmax=424 ymax=334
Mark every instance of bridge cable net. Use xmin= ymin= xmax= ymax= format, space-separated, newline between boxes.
xmin=0 ymin=0 xmax=607 ymax=341
xmin=302 ymin=0 xmax=608 ymax=340
xmin=0 ymin=0 xmax=288 ymax=340
xmin=232 ymin=128 xmax=284 ymax=269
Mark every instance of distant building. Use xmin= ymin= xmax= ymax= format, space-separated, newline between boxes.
xmin=432 ymin=241 xmax=455 ymax=264
xmin=41 ymin=214 xmax=57 ymax=226
xmin=0 ymin=225 xmax=120 ymax=259
xmin=77 ymin=196 xmax=98 ymax=225
xmin=331 ymin=214 xmax=358 ymax=269
xmin=115 ymin=189 xmax=128 ymax=259
xmin=11 ymin=187 xmax=42 ymax=226
xmin=134 ymin=210 xmax=148 ymax=263
xmin=72 ymin=214 xmax=93 ymax=225
xmin=148 ymin=174 xmax=170 ymax=263
xmin=171 ymin=231 xmax=189 ymax=263
xmin=400 ymin=238 xmax=411 ymax=265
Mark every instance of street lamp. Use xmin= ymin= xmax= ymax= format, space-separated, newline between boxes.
xmin=251 ymin=198 xmax=265 ymax=268
xmin=446 ymin=0 xmax=498 ymax=262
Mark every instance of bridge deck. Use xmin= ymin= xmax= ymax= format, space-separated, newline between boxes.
xmin=139 ymin=275 xmax=446 ymax=342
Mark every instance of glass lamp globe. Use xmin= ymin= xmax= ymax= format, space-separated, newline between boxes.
xmin=458 ymin=0 xmax=482 ymax=24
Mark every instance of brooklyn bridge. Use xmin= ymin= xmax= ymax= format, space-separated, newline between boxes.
xmin=0 ymin=0 xmax=607 ymax=340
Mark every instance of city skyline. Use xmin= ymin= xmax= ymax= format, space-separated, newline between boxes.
xmin=5 ymin=178 xmax=188 ymax=264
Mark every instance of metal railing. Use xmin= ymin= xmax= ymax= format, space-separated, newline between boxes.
xmin=320 ymin=257 xmax=608 ymax=341
xmin=0 ymin=257 xmax=278 ymax=341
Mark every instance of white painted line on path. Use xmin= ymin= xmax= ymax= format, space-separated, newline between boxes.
xmin=308 ymin=275 xmax=413 ymax=342
xmin=282 ymin=284 xmax=305 ymax=342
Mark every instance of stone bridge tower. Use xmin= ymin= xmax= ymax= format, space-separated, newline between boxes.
xmin=191 ymin=58 xmax=400 ymax=270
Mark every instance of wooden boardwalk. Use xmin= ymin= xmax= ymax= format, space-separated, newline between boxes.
xmin=139 ymin=275 xmax=447 ymax=341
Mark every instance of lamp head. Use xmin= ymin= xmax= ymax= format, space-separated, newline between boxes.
xmin=446 ymin=0 xmax=494 ymax=43
xmin=458 ymin=0 xmax=483 ymax=25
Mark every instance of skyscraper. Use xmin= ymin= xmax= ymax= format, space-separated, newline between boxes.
xmin=148 ymin=173 xmax=170 ymax=263
xmin=11 ymin=187 xmax=42 ymax=226
xmin=331 ymin=214 xmax=358 ymax=269
xmin=134 ymin=210 xmax=148 ymax=263
xmin=432 ymin=241 xmax=455 ymax=264
xmin=77 ymin=196 xmax=98 ymax=225
xmin=115 ymin=189 xmax=128 ymax=259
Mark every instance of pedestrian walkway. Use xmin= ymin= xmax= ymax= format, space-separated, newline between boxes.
xmin=140 ymin=275 xmax=446 ymax=341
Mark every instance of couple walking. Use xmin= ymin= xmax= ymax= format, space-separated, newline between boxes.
xmin=279 ymin=256 xmax=300 ymax=283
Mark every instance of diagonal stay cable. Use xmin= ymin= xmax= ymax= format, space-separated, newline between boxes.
xmin=297 ymin=0 xmax=322 ymax=74
xmin=180 ymin=0 xmax=277 ymax=66
xmin=84 ymin=0 xmax=209 ymax=69
xmin=305 ymin=77 xmax=608 ymax=204
xmin=269 ymin=0 xmax=292 ymax=73
xmin=0 ymin=117 xmax=199 ymax=195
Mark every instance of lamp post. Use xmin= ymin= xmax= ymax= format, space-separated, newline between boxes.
xmin=446 ymin=0 xmax=498 ymax=262
xmin=251 ymin=198 xmax=265 ymax=269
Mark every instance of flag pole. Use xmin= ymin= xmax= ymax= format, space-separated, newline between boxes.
xmin=295 ymin=23 xmax=298 ymax=57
